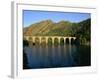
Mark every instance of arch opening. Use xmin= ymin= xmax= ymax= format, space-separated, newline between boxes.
xmin=28 ymin=37 xmax=33 ymax=46
xmin=41 ymin=37 xmax=46 ymax=46
xmin=48 ymin=38 xmax=52 ymax=46
xmin=54 ymin=38 xmax=59 ymax=46
xmin=35 ymin=37 xmax=40 ymax=45
xmin=66 ymin=38 xmax=69 ymax=44
xmin=71 ymin=38 xmax=75 ymax=45
xmin=60 ymin=38 xmax=64 ymax=45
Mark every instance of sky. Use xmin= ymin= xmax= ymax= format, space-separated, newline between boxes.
xmin=23 ymin=10 xmax=91 ymax=27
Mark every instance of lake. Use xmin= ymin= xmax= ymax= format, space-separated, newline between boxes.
xmin=23 ymin=44 xmax=91 ymax=69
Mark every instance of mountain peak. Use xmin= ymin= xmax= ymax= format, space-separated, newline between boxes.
xmin=39 ymin=19 xmax=53 ymax=24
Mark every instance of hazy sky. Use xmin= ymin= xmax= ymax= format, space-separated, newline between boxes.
xmin=23 ymin=10 xmax=91 ymax=27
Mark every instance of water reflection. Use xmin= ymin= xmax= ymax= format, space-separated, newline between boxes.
xmin=23 ymin=44 xmax=90 ymax=69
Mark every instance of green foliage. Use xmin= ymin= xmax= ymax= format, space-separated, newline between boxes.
xmin=60 ymin=38 xmax=64 ymax=45
xmin=75 ymin=19 xmax=91 ymax=45
xmin=48 ymin=38 xmax=52 ymax=46
xmin=54 ymin=38 xmax=59 ymax=45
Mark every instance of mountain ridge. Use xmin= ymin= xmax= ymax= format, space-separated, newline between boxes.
xmin=23 ymin=18 xmax=90 ymax=37
xmin=23 ymin=19 xmax=73 ymax=36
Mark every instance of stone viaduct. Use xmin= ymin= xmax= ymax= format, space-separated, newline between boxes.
xmin=23 ymin=36 xmax=76 ymax=45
